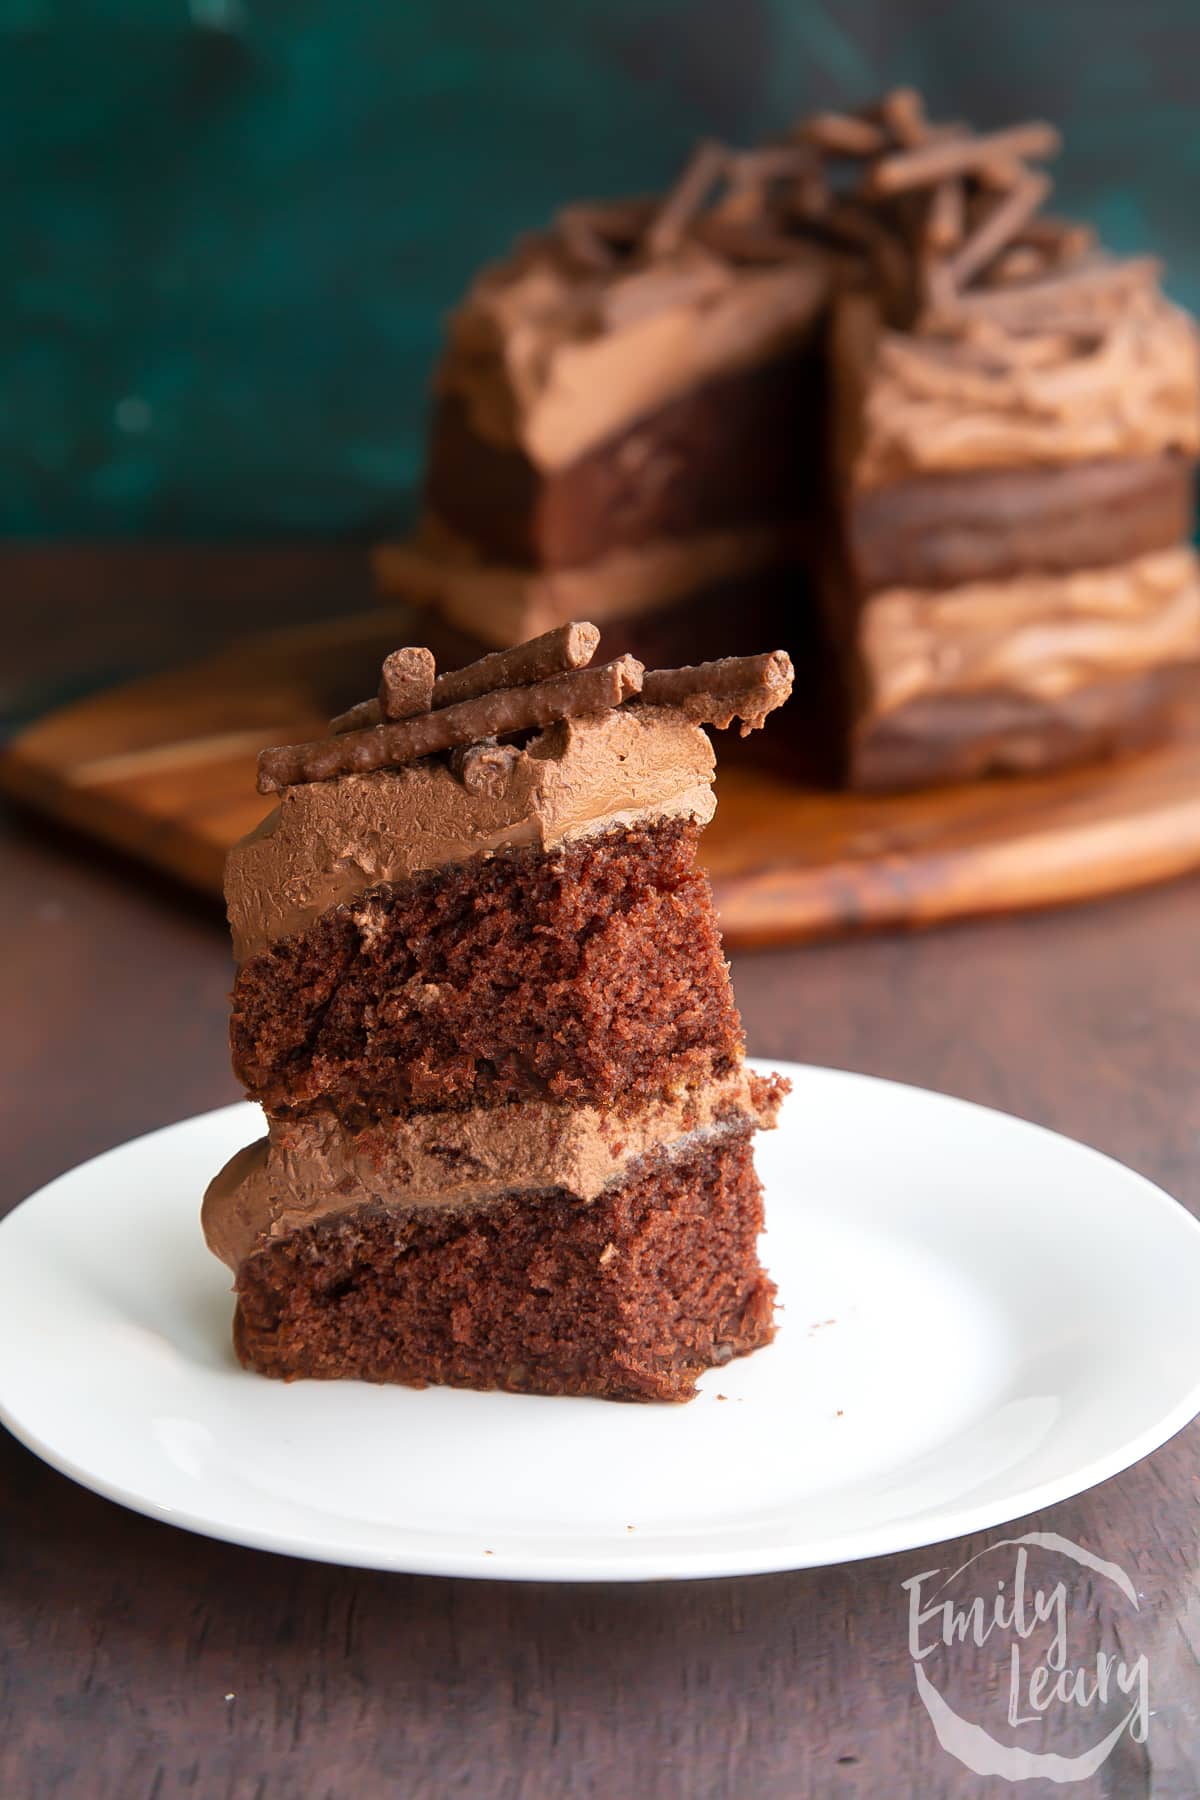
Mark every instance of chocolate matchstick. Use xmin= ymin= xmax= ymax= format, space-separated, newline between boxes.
xmin=796 ymin=113 xmax=887 ymax=158
xmin=263 ymin=656 xmax=642 ymax=793
xmin=943 ymin=172 xmax=1051 ymax=291
xmin=640 ymin=651 xmax=794 ymax=735
xmin=645 ymin=140 xmax=729 ymax=256
xmin=865 ymin=121 xmax=1060 ymax=196
xmin=433 ymin=620 xmax=601 ymax=709
xmin=331 ymin=621 xmax=601 ymax=735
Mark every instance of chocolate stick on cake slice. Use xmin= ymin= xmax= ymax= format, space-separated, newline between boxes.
xmin=205 ymin=630 xmax=793 ymax=1401
xmin=330 ymin=621 xmax=602 ymax=733
xmin=260 ymin=655 xmax=643 ymax=792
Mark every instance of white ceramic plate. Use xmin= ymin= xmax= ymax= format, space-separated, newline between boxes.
xmin=3 ymin=1062 xmax=1199 ymax=1582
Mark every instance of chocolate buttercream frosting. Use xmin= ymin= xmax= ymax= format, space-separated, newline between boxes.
xmin=227 ymin=706 xmax=717 ymax=962
xmin=859 ymin=545 xmax=1200 ymax=714
xmin=375 ymin=518 xmax=801 ymax=646
xmin=834 ymin=276 xmax=1200 ymax=488
xmin=202 ymin=1068 xmax=784 ymax=1273
xmin=440 ymin=237 xmax=831 ymax=471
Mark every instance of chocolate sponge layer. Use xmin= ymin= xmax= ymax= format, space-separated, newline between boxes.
xmin=427 ymin=341 xmax=823 ymax=568
xmin=847 ymin=452 xmax=1194 ymax=594
xmin=231 ymin=818 xmax=744 ymax=1120
xmin=233 ymin=1129 xmax=775 ymax=1402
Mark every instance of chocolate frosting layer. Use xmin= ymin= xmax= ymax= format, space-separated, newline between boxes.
xmin=375 ymin=517 xmax=802 ymax=647
xmin=859 ymin=546 xmax=1200 ymax=716
xmin=203 ymin=1067 xmax=783 ymax=1273
xmin=846 ymin=452 xmax=1195 ymax=594
xmin=834 ymin=270 xmax=1200 ymax=488
xmin=226 ymin=706 xmax=716 ymax=962
xmin=441 ymin=237 xmax=829 ymax=471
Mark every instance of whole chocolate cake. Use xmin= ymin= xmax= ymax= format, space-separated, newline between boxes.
xmin=377 ymin=92 xmax=1200 ymax=790
xmin=203 ymin=626 xmax=792 ymax=1401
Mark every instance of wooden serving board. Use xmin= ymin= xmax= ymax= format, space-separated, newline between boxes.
xmin=5 ymin=606 xmax=1200 ymax=948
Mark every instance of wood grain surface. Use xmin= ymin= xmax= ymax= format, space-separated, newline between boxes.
xmin=2 ymin=551 xmax=1199 ymax=1799
xmin=6 ymin=591 xmax=1200 ymax=950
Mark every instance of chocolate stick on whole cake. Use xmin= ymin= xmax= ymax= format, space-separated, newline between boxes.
xmin=203 ymin=629 xmax=793 ymax=1401
xmin=376 ymin=89 xmax=1200 ymax=791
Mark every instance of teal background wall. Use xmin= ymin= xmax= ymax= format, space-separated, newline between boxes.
xmin=5 ymin=1 xmax=1199 ymax=537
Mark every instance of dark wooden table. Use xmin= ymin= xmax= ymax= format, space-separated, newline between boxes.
xmin=3 ymin=552 xmax=1198 ymax=1800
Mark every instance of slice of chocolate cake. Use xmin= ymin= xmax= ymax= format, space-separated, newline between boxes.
xmin=203 ymin=626 xmax=793 ymax=1402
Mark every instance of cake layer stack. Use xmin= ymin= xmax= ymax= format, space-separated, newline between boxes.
xmin=203 ymin=628 xmax=792 ymax=1401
